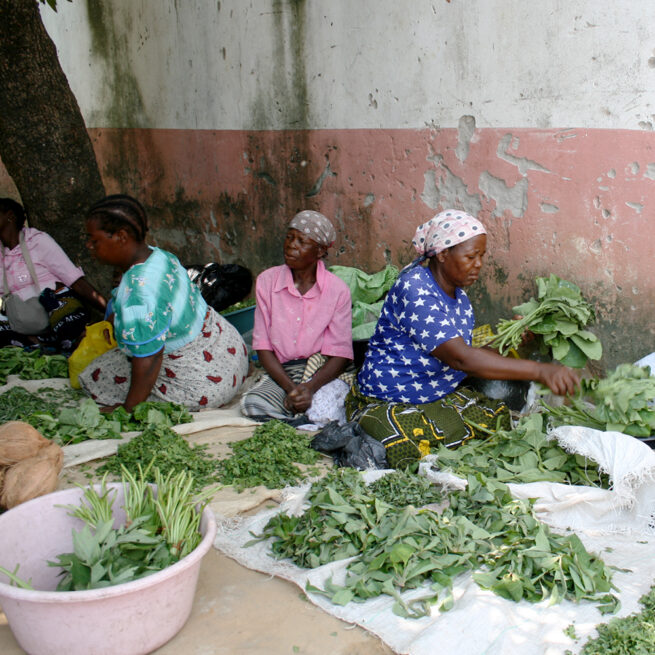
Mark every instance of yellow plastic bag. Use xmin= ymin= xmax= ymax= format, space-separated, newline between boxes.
xmin=68 ymin=321 xmax=117 ymax=389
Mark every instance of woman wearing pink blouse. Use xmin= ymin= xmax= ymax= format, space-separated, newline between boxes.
xmin=0 ymin=198 xmax=106 ymax=352
xmin=241 ymin=210 xmax=353 ymax=421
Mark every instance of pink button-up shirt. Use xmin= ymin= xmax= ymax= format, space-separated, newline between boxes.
xmin=1 ymin=228 xmax=84 ymax=300
xmin=252 ymin=260 xmax=354 ymax=363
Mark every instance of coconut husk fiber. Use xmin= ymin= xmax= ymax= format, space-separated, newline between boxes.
xmin=0 ymin=422 xmax=63 ymax=509
xmin=0 ymin=421 xmax=51 ymax=467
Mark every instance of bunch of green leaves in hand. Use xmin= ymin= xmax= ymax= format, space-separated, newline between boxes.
xmin=542 ymin=363 xmax=655 ymax=437
xmin=490 ymin=274 xmax=602 ymax=368
xmin=49 ymin=466 xmax=216 ymax=591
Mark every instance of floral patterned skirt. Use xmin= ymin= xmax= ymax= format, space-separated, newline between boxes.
xmin=78 ymin=308 xmax=249 ymax=410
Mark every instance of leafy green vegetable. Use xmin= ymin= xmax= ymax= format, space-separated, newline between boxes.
xmin=97 ymin=424 xmax=219 ymax=491
xmin=0 ymin=347 xmax=68 ymax=385
xmin=433 ymin=413 xmax=610 ymax=488
xmin=220 ymin=298 xmax=256 ymax=314
xmin=217 ymin=419 xmax=321 ymax=491
xmin=489 ymin=274 xmax=602 ymax=368
xmin=573 ymin=584 xmax=655 ymax=654
xmin=252 ymin=468 xmax=617 ymax=618
xmin=0 ymin=386 xmax=192 ymax=445
xmin=542 ymin=364 xmax=655 ymax=437
xmin=0 ymin=386 xmax=83 ymax=424
xmin=109 ymin=401 xmax=193 ymax=431
xmin=368 ymin=469 xmax=442 ymax=507
xmin=48 ymin=468 xmax=215 ymax=591
xmin=0 ymin=564 xmax=33 ymax=589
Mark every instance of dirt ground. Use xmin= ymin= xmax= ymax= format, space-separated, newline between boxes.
xmin=0 ymin=408 xmax=394 ymax=655
xmin=0 ymin=549 xmax=392 ymax=655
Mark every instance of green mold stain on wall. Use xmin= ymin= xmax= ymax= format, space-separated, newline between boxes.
xmin=250 ymin=0 xmax=309 ymax=130
xmin=85 ymin=1 xmax=149 ymax=128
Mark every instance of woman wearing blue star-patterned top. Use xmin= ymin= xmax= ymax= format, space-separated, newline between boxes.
xmin=345 ymin=209 xmax=580 ymax=468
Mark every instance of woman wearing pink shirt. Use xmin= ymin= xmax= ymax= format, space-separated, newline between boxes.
xmin=0 ymin=198 xmax=106 ymax=352
xmin=241 ymin=210 xmax=354 ymax=421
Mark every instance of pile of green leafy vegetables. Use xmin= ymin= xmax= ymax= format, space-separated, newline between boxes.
xmin=433 ymin=413 xmax=610 ymax=488
xmin=216 ymin=419 xmax=321 ymax=492
xmin=566 ymin=583 xmax=655 ymax=654
xmin=251 ymin=468 xmax=618 ymax=619
xmin=489 ymin=274 xmax=602 ymax=368
xmin=0 ymin=347 xmax=68 ymax=385
xmin=97 ymin=423 xmax=218 ymax=491
xmin=0 ymin=386 xmax=192 ymax=445
xmin=367 ymin=468 xmax=443 ymax=508
xmin=220 ymin=297 xmax=256 ymax=314
xmin=542 ymin=363 xmax=655 ymax=437
xmin=0 ymin=466 xmax=216 ymax=591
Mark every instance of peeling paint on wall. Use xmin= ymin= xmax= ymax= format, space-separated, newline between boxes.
xmin=456 ymin=115 xmax=476 ymax=162
xmin=479 ymin=172 xmax=528 ymax=218
xmin=496 ymin=134 xmax=550 ymax=176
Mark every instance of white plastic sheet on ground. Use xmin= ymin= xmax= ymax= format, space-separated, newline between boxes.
xmin=214 ymin=425 xmax=655 ymax=655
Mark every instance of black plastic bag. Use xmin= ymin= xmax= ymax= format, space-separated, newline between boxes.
xmin=186 ymin=263 xmax=253 ymax=312
xmin=466 ymin=377 xmax=530 ymax=412
xmin=311 ymin=421 xmax=388 ymax=470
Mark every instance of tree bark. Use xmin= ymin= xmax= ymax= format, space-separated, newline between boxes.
xmin=0 ymin=0 xmax=107 ymax=289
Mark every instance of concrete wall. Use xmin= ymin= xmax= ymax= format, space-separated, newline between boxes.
xmin=2 ymin=0 xmax=655 ymax=367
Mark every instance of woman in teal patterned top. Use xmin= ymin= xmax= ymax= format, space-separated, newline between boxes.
xmin=78 ymin=195 xmax=248 ymax=411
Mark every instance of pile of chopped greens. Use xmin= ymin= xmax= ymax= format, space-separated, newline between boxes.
xmin=251 ymin=468 xmax=618 ymax=619
xmin=0 ymin=386 xmax=192 ymax=445
xmin=490 ymin=274 xmax=602 ymax=368
xmin=216 ymin=419 xmax=321 ymax=492
xmin=368 ymin=468 xmax=443 ymax=507
xmin=567 ymin=583 xmax=655 ymax=654
xmin=0 ymin=386 xmax=82 ymax=423
xmin=542 ymin=363 xmax=655 ymax=437
xmin=220 ymin=297 xmax=256 ymax=314
xmin=97 ymin=423 xmax=219 ymax=491
xmin=433 ymin=413 xmax=610 ymax=488
xmin=0 ymin=347 xmax=68 ymax=385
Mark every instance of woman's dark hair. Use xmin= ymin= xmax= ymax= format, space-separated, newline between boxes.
xmin=0 ymin=197 xmax=27 ymax=229
xmin=86 ymin=194 xmax=148 ymax=242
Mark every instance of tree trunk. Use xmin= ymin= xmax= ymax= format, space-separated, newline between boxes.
xmin=0 ymin=0 xmax=108 ymax=289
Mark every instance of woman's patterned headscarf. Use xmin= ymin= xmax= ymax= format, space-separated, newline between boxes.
xmin=288 ymin=210 xmax=336 ymax=247
xmin=412 ymin=209 xmax=486 ymax=258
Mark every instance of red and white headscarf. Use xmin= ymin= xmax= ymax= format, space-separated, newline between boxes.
xmin=412 ymin=209 xmax=486 ymax=257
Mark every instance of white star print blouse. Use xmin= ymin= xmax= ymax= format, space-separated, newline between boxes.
xmin=357 ymin=265 xmax=474 ymax=403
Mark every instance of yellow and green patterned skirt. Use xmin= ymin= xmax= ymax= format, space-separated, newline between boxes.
xmin=345 ymin=381 xmax=511 ymax=469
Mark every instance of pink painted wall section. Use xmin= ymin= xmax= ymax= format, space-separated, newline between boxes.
xmin=3 ymin=125 xmax=654 ymax=366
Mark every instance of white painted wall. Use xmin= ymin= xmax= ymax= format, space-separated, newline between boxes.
xmin=41 ymin=0 xmax=655 ymax=131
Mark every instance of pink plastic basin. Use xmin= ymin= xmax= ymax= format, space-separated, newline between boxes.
xmin=0 ymin=484 xmax=217 ymax=655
